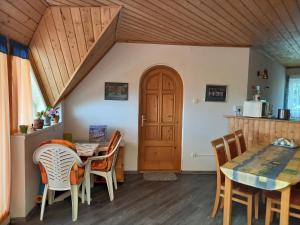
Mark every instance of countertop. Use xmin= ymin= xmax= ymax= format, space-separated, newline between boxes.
xmin=225 ymin=115 xmax=300 ymax=123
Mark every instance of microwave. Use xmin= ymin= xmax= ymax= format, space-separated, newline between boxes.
xmin=243 ymin=101 xmax=269 ymax=118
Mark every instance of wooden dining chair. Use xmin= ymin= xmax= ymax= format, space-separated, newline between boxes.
xmin=234 ymin=129 xmax=247 ymax=154
xmin=223 ymin=133 xmax=240 ymax=160
xmin=265 ymin=189 xmax=300 ymax=225
xmin=211 ymin=138 xmax=259 ymax=225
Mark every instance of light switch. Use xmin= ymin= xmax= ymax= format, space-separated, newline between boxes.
xmin=192 ymin=97 xmax=200 ymax=104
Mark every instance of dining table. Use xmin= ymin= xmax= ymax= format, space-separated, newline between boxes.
xmin=220 ymin=144 xmax=300 ymax=225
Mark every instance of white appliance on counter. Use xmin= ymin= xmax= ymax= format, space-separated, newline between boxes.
xmin=243 ymin=100 xmax=269 ymax=118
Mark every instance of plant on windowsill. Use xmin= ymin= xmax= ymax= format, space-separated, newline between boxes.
xmin=47 ymin=107 xmax=60 ymax=125
xmin=43 ymin=106 xmax=52 ymax=126
xmin=34 ymin=111 xmax=44 ymax=129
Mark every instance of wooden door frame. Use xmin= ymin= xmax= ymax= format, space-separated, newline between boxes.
xmin=138 ymin=65 xmax=183 ymax=172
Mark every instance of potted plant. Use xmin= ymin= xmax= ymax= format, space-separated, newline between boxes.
xmin=48 ymin=107 xmax=60 ymax=125
xmin=43 ymin=106 xmax=52 ymax=126
xmin=34 ymin=111 xmax=44 ymax=129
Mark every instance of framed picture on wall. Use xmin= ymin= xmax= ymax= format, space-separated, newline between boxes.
xmin=89 ymin=125 xmax=107 ymax=142
xmin=205 ymin=85 xmax=227 ymax=102
xmin=105 ymin=82 xmax=128 ymax=100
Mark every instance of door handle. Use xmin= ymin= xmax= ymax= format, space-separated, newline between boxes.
xmin=141 ymin=115 xmax=147 ymax=127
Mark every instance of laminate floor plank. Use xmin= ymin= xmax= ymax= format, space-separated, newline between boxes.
xmin=11 ymin=174 xmax=299 ymax=225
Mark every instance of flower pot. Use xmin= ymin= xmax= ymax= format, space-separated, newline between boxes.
xmin=19 ymin=125 xmax=28 ymax=134
xmin=53 ymin=115 xmax=60 ymax=124
xmin=44 ymin=116 xmax=51 ymax=126
xmin=33 ymin=118 xmax=44 ymax=129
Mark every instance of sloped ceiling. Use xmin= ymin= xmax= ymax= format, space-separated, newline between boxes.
xmin=1 ymin=0 xmax=300 ymax=104
xmin=29 ymin=6 xmax=120 ymax=105
xmin=1 ymin=0 xmax=300 ymax=68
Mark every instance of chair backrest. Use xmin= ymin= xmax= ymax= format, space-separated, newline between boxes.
xmin=107 ymin=131 xmax=122 ymax=171
xmin=211 ymin=138 xmax=228 ymax=184
xmin=223 ymin=133 xmax=239 ymax=160
xmin=106 ymin=130 xmax=120 ymax=152
xmin=234 ymin=129 xmax=247 ymax=154
xmin=33 ymin=144 xmax=83 ymax=191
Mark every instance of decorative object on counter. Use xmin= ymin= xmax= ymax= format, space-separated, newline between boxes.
xmin=205 ymin=85 xmax=227 ymax=102
xmin=252 ymin=85 xmax=269 ymax=101
xmin=89 ymin=125 xmax=107 ymax=142
xmin=105 ymin=82 xmax=128 ymax=100
xmin=28 ymin=124 xmax=35 ymax=133
xmin=257 ymin=69 xmax=269 ymax=79
xmin=277 ymin=109 xmax=290 ymax=120
xmin=273 ymin=138 xmax=297 ymax=149
xmin=233 ymin=105 xmax=242 ymax=116
xmin=19 ymin=125 xmax=28 ymax=134
xmin=34 ymin=111 xmax=44 ymax=129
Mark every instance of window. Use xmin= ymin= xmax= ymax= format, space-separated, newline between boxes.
xmin=30 ymin=66 xmax=46 ymax=118
xmin=287 ymin=75 xmax=300 ymax=119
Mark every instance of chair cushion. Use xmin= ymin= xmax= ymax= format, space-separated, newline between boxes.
xmin=39 ymin=139 xmax=76 ymax=150
xmin=91 ymin=160 xmax=108 ymax=171
xmin=38 ymin=139 xmax=83 ymax=185
xmin=39 ymin=163 xmax=84 ymax=185
xmin=91 ymin=131 xmax=121 ymax=172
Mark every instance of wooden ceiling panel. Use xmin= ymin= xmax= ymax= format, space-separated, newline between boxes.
xmin=2 ymin=0 xmax=300 ymax=104
xmin=29 ymin=6 xmax=121 ymax=105
xmin=1 ymin=0 xmax=300 ymax=66
xmin=0 ymin=0 xmax=47 ymax=44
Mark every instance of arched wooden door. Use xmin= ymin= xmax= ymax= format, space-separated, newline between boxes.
xmin=138 ymin=65 xmax=183 ymax=172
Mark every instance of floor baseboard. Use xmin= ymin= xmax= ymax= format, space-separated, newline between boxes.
xmin=125 ymin=171 xmax=216 ymax=175
xmin=10 ymin=205 xmax=39 ymax=223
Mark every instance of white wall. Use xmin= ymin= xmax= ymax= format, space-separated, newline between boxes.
xmin=64 ymin=43 xmax=250 ymax=171
xmin=247 ymin=48 xmax=286 ymax=112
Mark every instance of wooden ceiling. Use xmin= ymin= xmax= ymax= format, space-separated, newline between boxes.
xmin=30 ymin=6 xmax=120 ymax=105
xmin=1 ymin=0 xmax=300 ymax=67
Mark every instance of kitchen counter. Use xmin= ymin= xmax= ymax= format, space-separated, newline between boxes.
xmin=225 ymin=115 xmax=300 ymax=123
xmin=225 ymin=115 xmax=300 ymax=148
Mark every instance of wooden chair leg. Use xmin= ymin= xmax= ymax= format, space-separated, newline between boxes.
xmin=220 ymin=198 xmax=224 ymax=209
xmin=211 ymin=185 xmax=221 ymax=218
xmin=254 ymin=193 xmax=259 ymax=220
xmin=262 ymin=191 xmax=266 ymax=204
xmin=247 ymin=195 xmax=253 ymax=225
xmin=40 ymin=184 xmax=48 ymax=221
xmin=265 ymin=198 xmax=272 ymax=225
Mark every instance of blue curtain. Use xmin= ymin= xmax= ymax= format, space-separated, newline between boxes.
xmin=10 ymin=40 xmax=29 ymax=59
xmin=0 ymin=35 xmax=8 ymax=54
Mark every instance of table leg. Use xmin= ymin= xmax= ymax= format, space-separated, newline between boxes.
xmin=223 ymin=176 xmax=233 ymax=225
xmin=280 ymin=186 xmax=291 ymax=225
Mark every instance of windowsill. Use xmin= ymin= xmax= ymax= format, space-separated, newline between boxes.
xmin=12 ymin=123 xmax=63 ymax=138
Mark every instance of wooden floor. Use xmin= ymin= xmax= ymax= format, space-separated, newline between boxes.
xmin=12 ymin=174 xmax=299 ymax=225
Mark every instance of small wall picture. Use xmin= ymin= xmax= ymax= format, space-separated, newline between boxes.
xmin=89 ymin=125 xmax=107 ymax=142
xmin=105 ymin=82 xmax=128 ymax=100
xmin=205 ymin=85 xmax=227 ymax=102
